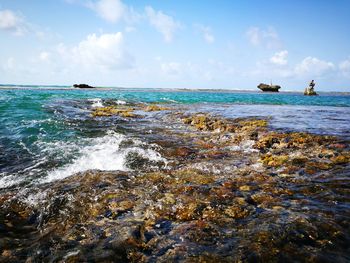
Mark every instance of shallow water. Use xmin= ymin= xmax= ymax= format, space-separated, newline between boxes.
xmin=0 ymin=86 xmax=349 ymax=262
xmin=1 ymin=87 xmax=349 ymax=190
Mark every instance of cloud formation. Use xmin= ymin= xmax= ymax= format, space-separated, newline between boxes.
xmin=46 ymin=32 xmax=134 ymax=72
xmin=270 ymin=50 xmax=288 ymax=65
xmin=145 ymin=6 xmax=180 ymax=42
xmin=92 ymin=0 xmax=125 ymax=23
xmin=246 ymin=26 xmax=281 ymax=49
xmin=39 ymin=51 xmax=51 ymax=62
xmin=0 ymin=9 xmax=27 ymax=35
xmin=84 ymin=1 xmax=180 ymax=42
xmin=195 ymin=24 xmax=215 ymax=44
xmin=339 ymin=58 xmax=350 ymax=78
xmin=295 ymin=57 xmax=335 ymax=77
xmin=71 ymin=32 xmax=134 ymax=70
xmin=87 ymin=0 xmax=139 ymax=23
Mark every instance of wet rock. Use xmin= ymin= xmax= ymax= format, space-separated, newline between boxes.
xmin=255 ymin=134 xmax=281 ymax=151
xmin=261 ymin=154 xmax=289 ymax=167
xmin=238 ymin=119 xmax=268 ymax=128
xmin=331 ymin=154 xmax=349 ymax=165
xmin=239 ymin=185 xmax=251 ymax=191
xmin=291 ymin=157 xmax=308 ymax=166
xmin=175 ymin=202 xmax=201 ymax=221
xmin=144 ymin=105 xmax=170 ymax=112
xmin=1 ymin=110 xmax=349 ymax=262
xmin=182 ymin=114 xmax=234 ymax=132
xmin=224 ymin=205 xmax=251 ymax=219
xmin=91 ymin=106 xmax=138 ymax=118
xmin=306 ymin=161 xmax=334 ymax=170
xmin=170 ymin=146 xmax=195 ymax=158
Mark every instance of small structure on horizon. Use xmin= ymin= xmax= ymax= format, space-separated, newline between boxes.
xmin=257 ymin=82 xmax=281 ymax=92
xmin=304 ymin=80 xmax=318 ymax=96
xmin=73 ymin=84 xmax=95 ymax=89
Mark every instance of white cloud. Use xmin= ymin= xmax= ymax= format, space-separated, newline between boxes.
xmin=145 ymin=6 xmax=180 ymax=43
xmin=87 ymin=0 xmax=139 ymax=24
xmin=270 ymin=50 xmax=288 ymax=65
xmin=339 ymin=58 xmax=350 ymax=77
xmin=73 ymin=2 xmax=181 ymax=42
xmin=0 ymin=9 xmax=27 ymax=36
xmin=295 ymin=57 xmax=335 ymax=77
xmin=70 ymin=32 xmax=134 ymax=70
xmin=39 ymin=51 xmax=51 ymax=62
xmin=195 ymin=24 xmax=215 ymax=44
xmin=89 ymin=0 xmax=125 ymax=23
xmin=251 ymin=55 xmax=338 ymax=81
xmin=246 ymin=26 xmax=281 ymax=49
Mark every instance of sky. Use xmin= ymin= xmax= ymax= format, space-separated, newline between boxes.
xmin=0 ymin=0 xmax=350 ymax=91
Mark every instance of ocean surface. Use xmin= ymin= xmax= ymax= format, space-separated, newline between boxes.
xmin=1 ymin=86 xmax=350 ymax=190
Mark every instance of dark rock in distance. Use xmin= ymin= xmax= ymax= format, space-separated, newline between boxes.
xmin=73 ymin=84 xmax=95 ymax=89
xmin=304 ymin=87 xmax=318 ymax=96
xmin=257 ymin=83 xmax=281 ymax=92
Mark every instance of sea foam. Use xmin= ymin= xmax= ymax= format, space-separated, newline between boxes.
xmin=41 ymin=131 xmax=166 ymax=184
xmin=89 ymin=98 xmax=104 ymax=108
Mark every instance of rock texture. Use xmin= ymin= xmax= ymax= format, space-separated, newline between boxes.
xmin=0 ymin=106 xmax=349 ymax=262
xmin=257 ymin=83 xmax=281 ymax=92
xmin=304 ymin=86 xmax=318 ymax=95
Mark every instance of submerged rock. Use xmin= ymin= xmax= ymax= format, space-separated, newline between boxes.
xmin=0 ymin=110 xmax=349 ymax=262
xmin=144 ymin=105 xmax=170 ymax=112
xmin=91 ymin=106 xmax=137 ymax=118
xmin=182 ymin=114 xmax=235 ymax=132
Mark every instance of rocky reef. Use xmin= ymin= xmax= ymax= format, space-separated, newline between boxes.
xmin=0 ymin=103 xmax=349 ymax=262
xmin=91 ymin=106 xmax=138 ymax=118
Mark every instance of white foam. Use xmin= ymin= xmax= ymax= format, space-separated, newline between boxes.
xmin=161 ymin=97 xmax=177 ymax=103
xmin=41 ymin=131 xmax=166 ymax=184
xmin=226 ymin=140 xmax=258 ymax=153
xmin=89 ymin=98 xmax=104 ymax=108
xmin=0 ymin=174 xmax=24 ymax=189
xmin=23 ymin=191 xmax=48 ymax=206
xmin=116 ymin=100 xmax=127 ymax=105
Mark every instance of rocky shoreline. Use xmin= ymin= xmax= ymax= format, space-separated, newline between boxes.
xmin=1 ymin=103 xmax=349 ymax=262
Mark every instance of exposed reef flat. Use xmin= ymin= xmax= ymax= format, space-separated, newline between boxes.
xmin=0 ymin=103 xmax=349 ymax=262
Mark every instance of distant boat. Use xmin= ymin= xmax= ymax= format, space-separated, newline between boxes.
xmin=73 ymin=84 xmax=95 ymax=89
xmin=257 ymin=83 xmax=281 ymax=92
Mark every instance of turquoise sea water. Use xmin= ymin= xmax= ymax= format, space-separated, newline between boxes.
xmin=0 ymin=86 xmax=350 ymax=190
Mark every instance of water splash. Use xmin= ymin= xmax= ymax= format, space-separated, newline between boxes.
xmin=41 ymin=131 xmax=166 ymax=184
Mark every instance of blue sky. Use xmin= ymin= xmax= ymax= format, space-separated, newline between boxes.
xmin=0 ymin=0 xmax=350 ymax=91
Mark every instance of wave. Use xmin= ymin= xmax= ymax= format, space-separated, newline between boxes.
xmin=115 ymin=100 xmax=127 ymax=105
xmin=0 ymin=174 xmax=24 ymax=189
xmin=89 ymin=98 xmax=127 ymax=108
xmin=89 ymin=98 xmax=104 ymax=108
xmin=40 ymin=131 xmax=166 ymax=184
xmin=160 ymin=97 xmax=178 ymax=103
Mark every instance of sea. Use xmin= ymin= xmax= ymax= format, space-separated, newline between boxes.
xmin=0 ymin=85 xmax=349 ymax=191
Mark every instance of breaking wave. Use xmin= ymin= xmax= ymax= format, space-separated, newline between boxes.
xmin=41 ymin=131 xmax=166 ymax=184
